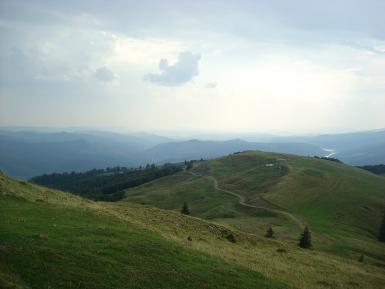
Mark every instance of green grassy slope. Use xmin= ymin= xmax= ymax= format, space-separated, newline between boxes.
xmin=123 ymin=151 xmax=385 ymax=261
xmin=194 ymin=152 xmax=288 ymax=202
xmin=265 ymin=157 xmax=385 ymax=233
xmin=124 ymin=152 xmax=293 ymax=227
xmin=0 ymin=172 xmax=287 ymax=289
xmin=121 ymin=171 xmax=273 ymax=220
xmin=264 ymin=156 xmax=385 ymax=259
xmin=1 ymin=170 xmax=385 ymax=289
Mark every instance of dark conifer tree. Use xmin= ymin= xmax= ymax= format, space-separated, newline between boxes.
xmin=265 ymin=227 xmax=274 ymax=238
xmin=358 ymin=255 xmax=364 ymax=262
xmin=299 ymin=226 xmax=312 ymax=248
xmin=379 ymin=210 xmax=385 ymax=242
xmin=181 ymin=202 xmax=190 ymax=215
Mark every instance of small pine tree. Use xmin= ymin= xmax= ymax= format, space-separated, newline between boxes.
xmin=181 ymin=202 xmax=190 ymax=215
xmin=265 ymin=227 xmax=274 ymax=238
xmin=299 ymin=226 xmax=312 ymax=248
xmin=379 ymin=210 xmax=385 ymax=242
xmin=358 ymin=255 xmax=364 ymax=263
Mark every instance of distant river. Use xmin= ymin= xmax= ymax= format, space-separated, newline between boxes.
xmin=322 ymin=148 xmax=336 ymax=158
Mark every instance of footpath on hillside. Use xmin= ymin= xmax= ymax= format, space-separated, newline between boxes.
xmin=188 ymin=171 xmax=306 ymax=230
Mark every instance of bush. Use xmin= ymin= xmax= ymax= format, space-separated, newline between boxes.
xmin=225 ymin=233 xmax=236 ymax=243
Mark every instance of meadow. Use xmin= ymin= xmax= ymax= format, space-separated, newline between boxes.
xmin=1 ymin=151 xmax=385 ymax=289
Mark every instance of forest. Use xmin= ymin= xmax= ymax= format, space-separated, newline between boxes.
xmin=31 ymin=163 xmax=183 ymax=201
xmin=358 ymin=164 xmax=385 ymax=175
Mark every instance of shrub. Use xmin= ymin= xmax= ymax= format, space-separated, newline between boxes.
xmin=225 ymin=233 xmax=236 ymax=243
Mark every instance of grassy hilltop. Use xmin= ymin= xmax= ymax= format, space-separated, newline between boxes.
xmin=1 ymin=151 xmax=385 ymax=289
xmin=124 ymin=151 xmax=385 ymax=260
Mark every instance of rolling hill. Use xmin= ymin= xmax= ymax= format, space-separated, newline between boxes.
xmin=124 ymin=151 xmax=385 ymax=261
xmin=141 ymin=139 xmax=324 ymax=164
xmin=1 ymin=164 xmax=385 ymax=289
xmin=1 ymin=171 xmax=293 ymax=289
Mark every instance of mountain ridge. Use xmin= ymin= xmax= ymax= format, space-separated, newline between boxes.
xmin=1 ymin=128 xmax=385 ymax=178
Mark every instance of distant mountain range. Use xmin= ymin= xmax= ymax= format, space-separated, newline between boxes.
xmin=0 ymin=128 xmax=384 ymax=178
xmin=0 ymin=130 xmax=171 ymax=178
xmin=273 ymin=130 xmax=385 ymax=165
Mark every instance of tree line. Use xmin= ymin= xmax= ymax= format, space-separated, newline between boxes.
xmin=31 ymin=163 xmax=183 ymax=201
xmin=358 ymin=164 xmax=385 ymax=175
xmin=313 ymin=156 xmax=342 ymax=163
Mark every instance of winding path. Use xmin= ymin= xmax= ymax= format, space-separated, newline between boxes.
xmin=189 ymin=171 xmax=306 ymax=230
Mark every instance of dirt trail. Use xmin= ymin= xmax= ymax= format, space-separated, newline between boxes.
xmin=189 ymin=171 xmax=306 ymax=229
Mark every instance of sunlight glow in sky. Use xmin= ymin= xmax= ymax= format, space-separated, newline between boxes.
xmin=0 ymin=0 xmax=384 ymax=133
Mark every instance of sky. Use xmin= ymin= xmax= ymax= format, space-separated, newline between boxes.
xmin=0 ymin=0 xmax=384 ymax=134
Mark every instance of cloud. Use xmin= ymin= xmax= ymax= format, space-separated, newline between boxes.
xmin=94 ymin=66 xmax=117 ymax=82
xmin=205 ymin=82 xmax=217 ymax=88
xmin=144 ymin=51 xmax=201 ymax=86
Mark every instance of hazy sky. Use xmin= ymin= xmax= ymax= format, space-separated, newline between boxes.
xmin=0 ymin=0 xmax=384 ymax=134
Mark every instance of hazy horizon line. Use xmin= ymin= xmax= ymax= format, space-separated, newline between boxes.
xmin=1 ymin=125 xmax=384 ymax=138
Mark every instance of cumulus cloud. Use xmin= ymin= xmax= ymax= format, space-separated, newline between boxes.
xmin=144 ymin=51 xmax=201 ymax=86
xmin=94 ymin=66 xmax=117 ymax=82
